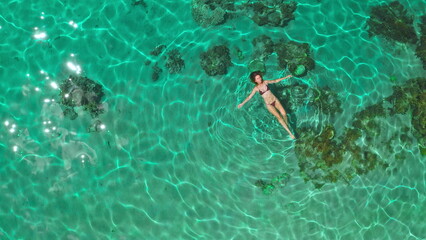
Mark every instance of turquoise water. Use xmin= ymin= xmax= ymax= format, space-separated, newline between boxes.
xmin=0 ymin=0 xmax=425 ymax=239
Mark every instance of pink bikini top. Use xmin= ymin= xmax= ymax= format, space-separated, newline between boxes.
xmin=258 ymin=85 xmax=270 ymax=95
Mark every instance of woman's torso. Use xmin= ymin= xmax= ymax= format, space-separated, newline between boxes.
xmin=257 ymin=83 xmax=277 ymax=104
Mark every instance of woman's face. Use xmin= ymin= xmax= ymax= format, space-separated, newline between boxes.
xmin=254 ymin=75 xmax=262 ymax=84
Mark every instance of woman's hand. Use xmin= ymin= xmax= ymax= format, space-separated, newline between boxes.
xmin=238 ymin=103 xmax=243 ymax=109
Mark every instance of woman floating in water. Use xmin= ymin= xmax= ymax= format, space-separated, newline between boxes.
xmin=238 ymin=71 xmax=295 ymax=139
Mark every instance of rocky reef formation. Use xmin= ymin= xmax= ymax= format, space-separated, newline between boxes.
xmin=366 ymin=1 xmax=417 ymax=44
xmin=275 ymin=82 xmax=342 ymax=115
xmin=131 ymin=0 xmax=147 ymax=8
xmin=255 ymin=170 xmax=293 ymax=195
xmin=275 ymin=41 xmax=315 ymax=77
xmin=150 ymin=44 xmax=166 ymax=56
xmin=293 ymin=77 xmax=426 ymax=188
xmin=147 ymin=45 xmax=184 ymax=80
xmin=165 ymin=49 xmax=185 ymax=74
xmin=248 ymin=59 xmax=266 ymax=74
xmin=59 ymin=75 xmax=105 ymax=119
xmin=191 ymin=0 xmax=297 ymax=28
xmin=387 ymin=78 xmax=426 ymax=155
xmin=310 ymin=86 xmax=342 ymax=115
xmin=199 ymin=36 xmax=315 ymax=77
xmin=200 ymin=45 xmax=232 ymax=76
xmin=252 ymin=35 xmax=275 ymax=61
xmin=245 ymin=1 xmax=297 ymax=27
xmin=416 ymin=15 xmax=426 ymax=69
xmin=248 ymin=35 xmax=274 ymax=74
xmin=247 ymin=35 xmax=315 ymax=77
xmin=191 ymin=0 xmax=235 ymax=28
xmin=151 ymin=63 xmax=162 ymax=82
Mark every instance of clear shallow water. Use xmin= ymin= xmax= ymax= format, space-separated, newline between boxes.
xmin=0 ymin=0 xmax=425 ymax=239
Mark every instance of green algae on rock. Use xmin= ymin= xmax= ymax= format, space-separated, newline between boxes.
xmin=294 ymin=65 xmax=306 ymax=76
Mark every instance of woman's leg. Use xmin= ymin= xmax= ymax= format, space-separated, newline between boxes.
xmin=266 ymin=104 xmax=295 ymax=139
xmin=274 ymin=100 xmax=290 ymax=126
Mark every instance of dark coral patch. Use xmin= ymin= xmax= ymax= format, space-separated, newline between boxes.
xmin=246 ymin=1 xmax=297 ymax=27
xmin=59 ymin=75 xmax=105 ymax=118
xmin=367 ymin=1 xmax=417 ymax=44
xmin=275 ymin=41 xmax=315 ymax=77
xmin=200 ymin=45 xmax=232 ymax=76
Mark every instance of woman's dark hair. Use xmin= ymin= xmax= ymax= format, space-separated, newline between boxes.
xmin=249 ymin=71 xmax=263 ymax=84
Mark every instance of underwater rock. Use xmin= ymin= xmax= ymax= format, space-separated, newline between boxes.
xmin=254 ymin=179 xmax=275 ymax=195
xmin=417 ymin=36 xmax=426 ymax=70
xmin=63 ymin=107 xmax=78 ymax=120
xmin=245 ymin=1 xmax=297 ymax=27
xmin=200 ymin=45 xmax=232 ymax=76
xmin=150 ymin=44 xmax=166 ymax=56
xmin=297 ymin=125 xmax=342 ymax=165
xmin=274 ymin=82 xmax=342 ymax=115
xmin=295 ymin=125 xmax=346 ymax=188
xmin=248 ymin=59 xmax=266 ymax=74
xmin=131 ymin=0 xmax=147 ymax=8
xmin=275 ymin=41 xmax=315 ymax=77
xmin=294 ymin=77 xmax=425 ymax=188
xmin=309 ymin=86 xmax=342 ymax=115
xmin=385 ymin=85 xmax=413 ymax=115
xmin=233 ymin=46 xmax=244 ymax=61
xmin=385 ymin=78 xmax=425 ymax=117
xmin=191 ymin=0 xmax=235 ymax=28
xmin=367 ymin=1 xmax=417 ymax=44
xmin=87 ymin=119 xmax=104 ymax=133
xmin=411 ymin=87 xmax=426 ymax=145
xmin=151 ymin=63 xmax=162 ymax=81
xmin=420 ymin=144 xmax=426 ymax=156
xmin=165 ymin=49 xmax=185 ymax=74
xmin=275 ymin=82 xmax=310 ymax=113
xmin=295 ymin=124 xmax=386 ymax=188
xmin=389 ymin=78 xmax=426 ymax=155
xmin=255 ymin=170 xmax=292 ymax=195
xmin=252 ymin=35 xmax=274 ymax=61
xmin=59 ymin=75 xmax=105 ymax=118
xmin=420 ymin=15 xmax=426 ymax=34
xmin=416 ymin=15 xmax=426 ymax=69
xmin=354 ymin=102 xmax=387 ymax=120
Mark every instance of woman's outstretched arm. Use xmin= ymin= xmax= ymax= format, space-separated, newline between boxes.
xmin=264 ymin=75 xmax=292 ymax=84
xmin=238 ymin=88 xmax=257 ymax=109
